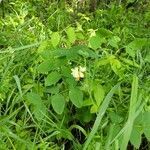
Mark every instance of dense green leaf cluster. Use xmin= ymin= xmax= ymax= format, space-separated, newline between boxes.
xmin=0 ymin=0 xmax=150 ymax=149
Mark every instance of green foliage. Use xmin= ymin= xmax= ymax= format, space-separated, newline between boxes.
xmin=37 ymin=60 xmax=54 ymax=73
xmin=45 ymin=71 xmax=62 ymax=86
xmin=93 ymin=83 xmax=105 ymax=107
xmin=51 ymin=32 xmax=60 ymax=48
xmin=51 ymin=94 xmax=65 ymax=114
xmin=0 ymin=0 xmax=150 ymax=149
xmin=126 ymin=38 xmax=148 ymax=57
xmin=89 ymin=34 xmax=102 ymax=50
xmin=120 ymin=75 xmax=139 ymax=150
xmin=69 ymin=87 xmax=83 ymax=108
xmin=66 ymin=27 xmax=76 ymax=44
xmin=26 ymin=92 xmax=46 ymax=121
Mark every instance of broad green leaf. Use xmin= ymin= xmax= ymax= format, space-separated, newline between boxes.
xmin=78 ymin=50 xmax=89 ymax=57
xmin=130 ymin=128 xmax=141 ymax=148
xmin=37 ymin=60 xmax=54 ymax=73
xmin=98 ymin=28 xmax=113 ymax=37
xmin=54 ymin=58 xmax=68 ymax=67
xmin=51 ymin=32 xmax=60 ymax=48
xmin=67 ymin=45 xmax=97 ymax=59
xmin=89 ymin=35 xmax=104 ymax=50
xmin=109 ymin=112 xmax=123 ymax=124
xmin=126 ymin=38 xmax=147 ymax=57
xmin=76 ymin=32 xmax=85 ymax=40
xmin=93 ymin=84 xmax=105 ymax=107
xmin=26 ymin=92 xmax=46 ymax=120
xmin=39 ymin=50 xmax=53 ymax=60
xmin=83 ymin=99 xmax=93 ymax=107
xmin=38 ymin=40 xmax=49 ymax=53
xmin=108 ymin=36 xmax=120 ymax=48
xmin=45 ymin=71 xmax=61 ymax=86
xmin=76 ymin=108 xmax=93 ymax=123
xmin=110 ymin=57 xmax=122 ymax=76
xmin=69 ymin=88 xmax=83 ymax=108
xmin=45 ymin=86 xmax=59 ymax=94
xmin=61 ymin=66 xmax=71 ymax=77
xmin=51 ymin=94 xmax=65 ymax=114
xmin=66 ymin=27 xmax=76 ymax=44
xmin=26 ymin=92 xmax=42 ymax=106
xmin=90 ymin=104 xmax=98 ymax=113
xmin=65 ymin=77 xmax=77 ymax=88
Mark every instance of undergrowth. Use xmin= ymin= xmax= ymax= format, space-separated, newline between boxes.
xmin=0 ymin=0 xmax=150 ymax=149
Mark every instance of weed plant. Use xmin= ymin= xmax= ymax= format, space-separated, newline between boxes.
xmin=0 ymin=0 xmax=150 ymax=149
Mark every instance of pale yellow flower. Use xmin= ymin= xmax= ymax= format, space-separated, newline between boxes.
xmin=71 ymin=66 xmax=86 ymax=81
xmin=88 ymin=29 xmax=98 ymax=37
xmin=79 ymin=66 xmax=86 ymax=72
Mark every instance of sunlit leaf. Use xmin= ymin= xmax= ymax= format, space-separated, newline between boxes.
xmin=93 ymin=84 xmax=105 ymax=107
xmin=89 ymin=35 xmax=104 ymax=50
xmin=51 ymin=32 xmax=60 ymax=48
xmin=66 ymin=27 xmax=76 ymax=44
xmin=90 ymin=104 xmax=98 ymax=113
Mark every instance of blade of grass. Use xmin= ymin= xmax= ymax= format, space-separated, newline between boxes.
xmin=105 ymin=123 xmax=115 ymax=149
xmin=129 ymin=75 xmax=138 ymax=118
xmin=110 ymin=101 xmax=145 ymax=145
xmin=0 ymin=42 xmax=40 ymax=54
xmin=1 ymin=55 xmax=14 ymax=81
xmin=13 ymin=75 xmax=48 ymax=135
xmin=69 ymin=124 xmax=87 ymax=137
xmin=7 ymin=136 xmax=16 ymax=150
xmin=1 ymin=125 xmax=26 ymax=144
xmin=13 ymin=75 xmax=23 ymax=97
xmin=0 ymin=106 xmax=23 ymax=125
xmin=120 ymin=75 xmax=138 ymax=150
xmin=83 ymin=83 xmax=120 ymax=150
